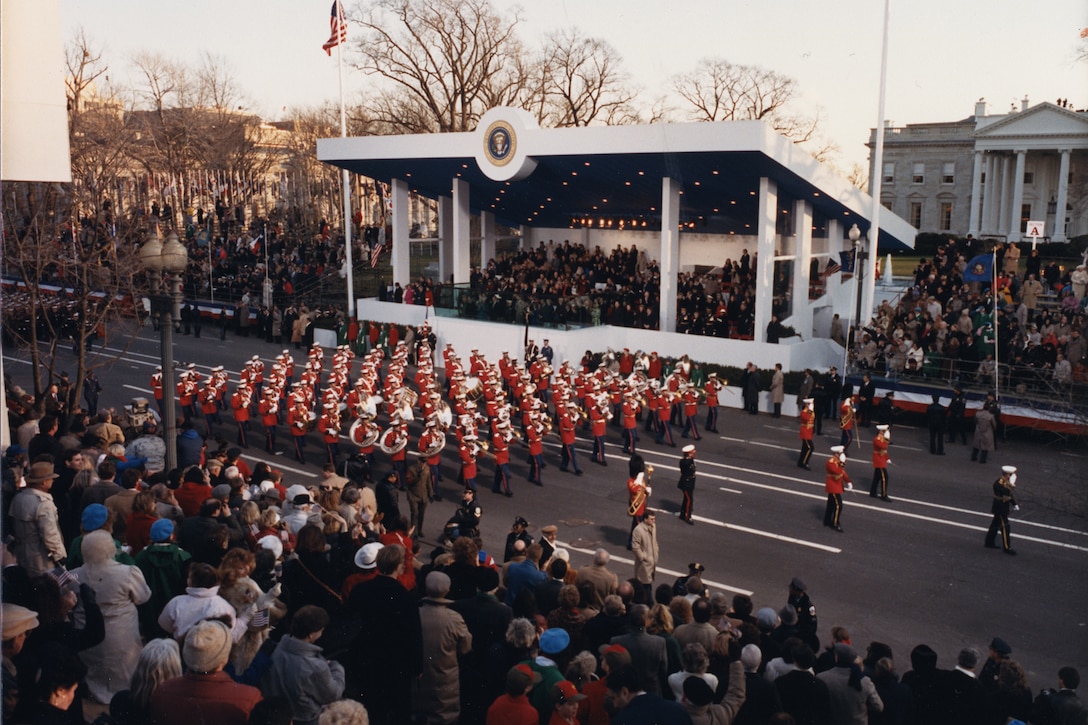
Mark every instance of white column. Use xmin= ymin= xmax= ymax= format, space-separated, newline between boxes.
xmin=996 ymin=156 xmax=1009 ymax=238
xmin=437 ymin=196 xmax=452 ymax=283
xmin=451 ymin=178 xmax=471 ymax=285
xmin=826 ymin=219 xmax=842 ymax=259
xmin=982 ymin=154 xmax=995 ymax=234
xmin=1009 ymin=149 xmax=1027 ymax=242
xmin=791 ymin=200 xmax=813 ymax=337
xmin=754 ymin=177 xmax=777 ymax=343
xmin=480 ymin=210 xmax=496 ymax=266
xmin=968 ymin=150 xmax=983 ymax=237
xmin=659 ymin=177 xmax=681 ymax=333
xmin=1054 ymin=149 xmax=1071 ymax=242
xmin=391 ymin=178 xmax=410 ymax=288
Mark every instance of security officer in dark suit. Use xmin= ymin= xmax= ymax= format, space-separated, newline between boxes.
xmin=947 ymin=387 xmax=968 ymax=444
xmin=824 ymin=367 xmax=843 ymax=420
xmin=984 ymin=466 xmax=1019 ymax=555
xmin=787 ymin=577 xmax=819 ymax=651
xmin=925 ymin=394 xmax=947 ymax=455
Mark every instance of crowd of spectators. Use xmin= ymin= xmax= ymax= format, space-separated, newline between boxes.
xmin=3 ymin=361 xmax=1085 ymax=724
xmin=849 ymin=236 xmax=1088 ymax=395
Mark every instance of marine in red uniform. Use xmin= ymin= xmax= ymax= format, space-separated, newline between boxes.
xmin=621 ymin=392 xmax=640 ymax=454
xmin=681 ymin=386 xmax=701 ymax=440
xmin=491 ymin=422 xmax=514 ymax=496
xmin=287 ymin=399 xmax=310 ymax=464
xmin=526 ymin=417 xmax=545 ymax=485
xmin=231 ymin=385 xmax=251 ymax=448
xmin=797 ymin=397 xmax=816 ymax=470
xmin=259 ymin=389 xmax=279 ymax=452
xmin=558 ymin=403 xmax=583 ymax=475
xmin=459 ymin=435 xmax=479 ymax=492
xmin=869 ymin=424 xmax=891 ymax=501
xmin=704 ymin=373 xmax=721 ymax=433
xmin=824 ymin=445 xmax=851 ymax=532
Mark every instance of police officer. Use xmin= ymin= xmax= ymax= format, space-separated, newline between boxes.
xmin=677 ymin=444 xmax=697 ymax=525
xmin=947 ymin=387 xmax=968 ymax=445
xmin=443 ymin=488 xmax=482 ymax=543
xmin=787 ymin=577 xmax=819 ymax=651
xmin=504 ymin=516 xmax=533 ymax=562
xmin=984 ymin=465 xmax=1019 ymax=555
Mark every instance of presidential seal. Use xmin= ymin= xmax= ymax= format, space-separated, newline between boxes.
xmin=484 ymin=121 xmax=516 ymax=167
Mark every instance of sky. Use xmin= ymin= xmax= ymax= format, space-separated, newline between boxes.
xmin=58 ymin=0 xmax=1087 ymax=175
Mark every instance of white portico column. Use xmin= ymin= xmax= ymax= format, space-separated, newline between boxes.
xmin=791 ymin=199 xmax=813 ymax=337
xmin=1054 ymin=149 xmax=1071 ymax=242
xmin=982 ymin=154 xmax=996 ymax=234
xmin=437 ymin=196 xmax=453 ymax=283
xmin=659 ymin=176 xmax=681 ymax=333
xmin=452 ymin=178 xmax=471 ymax=284
xmin=480 ymin=210 xmax=496 ymax=266
xmin=968 ymin=150 xmax=984 ymax=237
xmin=391 ymin=178 xmax=410 ymax=288
xmin=1009 ymin=150 xmax=1027 ymax=242
xmin=754 ymin=177 xmax=777 ymax=343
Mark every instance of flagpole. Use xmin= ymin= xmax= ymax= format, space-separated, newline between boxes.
xmin=335 ymin=2 xmax=356 ymax=322
xmin=992 ymin=248 xmax=999 ymax=399
xmin=862 ymin=0 xmax=892 ymax=328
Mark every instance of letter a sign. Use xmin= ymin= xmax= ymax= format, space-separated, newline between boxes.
xmin=1026 ymin=220 xmax=1045 ymax=250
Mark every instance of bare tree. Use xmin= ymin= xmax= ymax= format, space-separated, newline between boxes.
xmin=350 ymin=0 xmax=527 ymax=133
xmin=672 ymin=57 xmax=837 ymax=160
xmin=531 ymin=28 xmax=640 ymax=127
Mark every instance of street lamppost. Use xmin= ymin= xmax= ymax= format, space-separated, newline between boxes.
xmin=140 ymin=227 xmax=188 ymax=472
xmin=844 ymin=223 xmax=862 ymax=374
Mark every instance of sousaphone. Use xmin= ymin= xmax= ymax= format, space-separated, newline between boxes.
xmin=349 ymin=419 xmax=381 ymax=447
xmin=421 ymin=431 xmax=447 ymax=458
xmin=378 ymin=427 xmax=409 ymax=455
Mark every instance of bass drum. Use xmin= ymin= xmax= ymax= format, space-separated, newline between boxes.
xmin=462 ymin=376 xmax=484 ymax=402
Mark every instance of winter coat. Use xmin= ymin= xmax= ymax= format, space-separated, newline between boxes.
xmin=771 ymin=370 xmax=785 ymax=404
xmin=631 ymin=520 xmax=659 ymax=585
xmin=262 ymin=634 xmax=345 ymax=725
xmin=417 ymin=599 xmax=473 ymax=724
xmin=973 ymin=408 xmax=996 ymax=452
xmin=9 ymin=487 xmax=66 ymax=576
xmin=73 ymin=559 xmax=152 ymax=703
xmin=135 ymin=542 xmax=192 ymax=636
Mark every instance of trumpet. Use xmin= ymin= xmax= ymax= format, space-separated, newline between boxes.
xmin=645 ymin=463 xmax=654 ymax=481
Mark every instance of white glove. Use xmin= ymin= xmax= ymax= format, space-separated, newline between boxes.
xmin=845 ymin=482 xmax=853 ymax=491
xmin=257 ymin=583 xmax=282 ymax=609
xmin=645 ymin=486 xmax=652 ymax=495
xmin=1013 ymin=505 xmax=1020 ymax=511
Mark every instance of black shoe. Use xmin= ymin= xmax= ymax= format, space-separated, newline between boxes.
xmin=432 ymin=494 xmax=444 ymax=502
xmin=505 ymin=491 xmax=513 ymax=498
xmin=1004 ymin=549 xmax=1017 ymax=555
xmin=575 ymin=470 xmax=583 ymax=476
xmin=881 ymin=496 xmax=892 ymax=502
xmin=685 ymin=518 xmax=694 ymax=526
xmin=833 ymin=525 xmax=844 ymax=532
xmin=984 ymin=543 xmax=999 ymax=549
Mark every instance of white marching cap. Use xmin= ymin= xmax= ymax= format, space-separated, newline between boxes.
xmin=875 ymin=424 xmax=889 ymax=432
xmin=830 ymin=445 xmax=845 ymax=454
xmin=1002 ymin=465 xmax=1017 ymax=475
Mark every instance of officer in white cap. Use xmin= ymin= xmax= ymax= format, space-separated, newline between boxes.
xmin=985 ymin=465 xmax=1020 ymax=555
xmin=870 ymin=424 xmax=891 ymax=501
xmin=824 ymin=445 xmax=851 ymax=532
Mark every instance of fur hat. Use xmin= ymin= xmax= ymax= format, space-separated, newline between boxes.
xmin=183 ymin=619 xmax=232 ymax=673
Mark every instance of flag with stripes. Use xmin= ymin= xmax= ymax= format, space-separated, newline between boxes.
xmin=322 ymin=1 xmax=347 ymax=56
xmin=821 ymin=257 xmax=841 ymax=280
xmin=370 ymin=242 xmax=384 ymax=268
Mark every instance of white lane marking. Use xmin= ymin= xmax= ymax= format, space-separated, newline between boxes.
xmin=646 ymin=506 xmax=843 ymax=554
xmin=558 ymin=539 xmax=753 ymax=596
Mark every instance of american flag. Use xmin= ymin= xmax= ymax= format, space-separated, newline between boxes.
xmin=821 ymin=257 xmax=841 ymax=280
xmin=322 ymin=1 xmax=347 ymax=56
xmin=370 ymin=242 xmax=384 ymax=268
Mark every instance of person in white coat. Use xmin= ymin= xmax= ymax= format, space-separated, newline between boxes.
xmin=73 ymin=529 xmax=152 ymax=704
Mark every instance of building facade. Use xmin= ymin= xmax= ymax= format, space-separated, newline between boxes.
xmin=869 ymin=98 xmax=1088 ymax=243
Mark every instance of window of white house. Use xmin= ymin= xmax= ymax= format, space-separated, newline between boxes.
xmin=939 ymin=202 xmax=953 ymax=230
xmin=1023 ymin=171 xmax=1034 ymax=184
xmin=912 ymin=163 xmax=925 ymax=184
xmin=883 ymin=163 xmax=894 ymax=183
xmin=1019 ymin=203 xmax=1031 ymax=232
xmin=942 ymin=162 xmax=955 ymax=184
xmin=909 ymin=202 xmax=922 ymax=228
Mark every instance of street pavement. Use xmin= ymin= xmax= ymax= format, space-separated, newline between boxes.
xmin=7 ymin=321 xmax=1087 ymax=690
